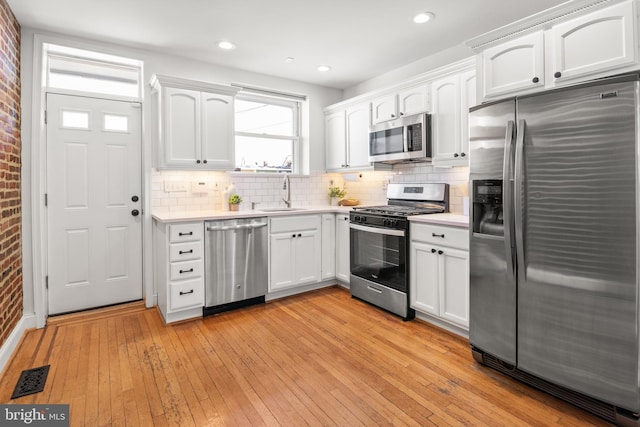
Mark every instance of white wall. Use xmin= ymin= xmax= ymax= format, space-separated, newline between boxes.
xmin=343 ymin=44 xmax=472 ymax=98
xmin=19 ymin=27 xmax=343 ymax=318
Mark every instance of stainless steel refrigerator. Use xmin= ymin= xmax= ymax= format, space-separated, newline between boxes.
xmin=469 ymin=74 xmax=639 ymax=425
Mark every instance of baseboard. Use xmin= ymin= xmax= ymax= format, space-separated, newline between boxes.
xmin=265 ymin=280 xmax=336 ymax=301
xmin=0 ymin=314 xmax=37 ymax=377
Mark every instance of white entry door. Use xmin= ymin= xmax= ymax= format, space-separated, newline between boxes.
xmin=46 ymin=93 xmax=142 ymax=315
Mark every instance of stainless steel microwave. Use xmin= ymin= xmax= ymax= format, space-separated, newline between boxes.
xmin=368 ymin=113 xmax=432 ymax=164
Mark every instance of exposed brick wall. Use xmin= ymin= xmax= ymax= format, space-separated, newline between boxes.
xmin=0 ymin=0 xmax=21 ymax=349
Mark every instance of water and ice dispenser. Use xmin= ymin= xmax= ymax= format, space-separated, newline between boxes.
xmin=472 ymin=180 xmax=504 ymax=236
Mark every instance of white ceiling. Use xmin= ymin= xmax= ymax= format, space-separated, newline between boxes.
xmin=8 ymin=0 xmax=569 ymax=90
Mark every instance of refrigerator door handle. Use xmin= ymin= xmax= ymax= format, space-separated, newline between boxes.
xmin=503 ymin=120 xmax=516 ymax=279
xmin=514 ymin=119 xmax=526 ymax=279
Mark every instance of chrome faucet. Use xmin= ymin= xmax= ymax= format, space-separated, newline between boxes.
xmin=282 ymin=174 xmax=292 ymax=208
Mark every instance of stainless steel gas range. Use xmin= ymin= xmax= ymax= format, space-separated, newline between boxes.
xmin=349 ymin=183 xmax=449 ymax=320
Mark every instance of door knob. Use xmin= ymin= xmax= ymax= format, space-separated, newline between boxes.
xmin=131 ymin=195 xmax=139 ymax=202
xmin=131 ymin=209 xmax=140 ymax=217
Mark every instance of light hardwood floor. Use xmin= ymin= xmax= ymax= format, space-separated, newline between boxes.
xmin=1 ymin=286 xmax=611 ymax=426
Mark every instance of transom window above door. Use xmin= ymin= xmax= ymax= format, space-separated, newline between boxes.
xmin=43 ymin=43 xmax=142 ymax=99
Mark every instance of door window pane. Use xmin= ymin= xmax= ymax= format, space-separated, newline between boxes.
xmin=103 ymin=114 xmax=129 ymax=132
xmin=61 ymin=110 xmax=89 ymax=129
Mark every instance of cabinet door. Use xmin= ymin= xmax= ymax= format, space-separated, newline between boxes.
xmin=163 ymin=87 xmax=200 ymax=167
xmin=431 ymin=75 xmax=461 ymax=162
xmin=550 ymin=1 xmax=636 ymax=84
xmin=439 ymin=247 xmax=469 ymax=328
xmin=482 ymin=31 xmax=544 ymax=98
xmin=398 ymin=85 xmax=429 ymax=117
xmin=371 ymin=94 xmax=397 ymax=124
xmin=410 ymin=241 xmax=440 ymax=316
xmin=201 ymin=92 xmax=235 ymax=169
xmin=335 ymin=214 xmax=350 ymax=283
xmin=346 ymin=103 xmax=371 ymax=169
xmin=269 ymin=233 xmax=296 ymax=291
xmin=294 ymin=229 xmax=321 ymax=284
xmin=325 ymin=111 xmax=347 ymax=170
xmin=321 ymin=214 xmax=336 ymax=280
xmin=459 ymin=70 xmax=476 ymax=161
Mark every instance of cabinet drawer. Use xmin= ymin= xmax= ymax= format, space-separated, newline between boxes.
xmin=169 ymin=278 xmax=204 ymax=311
xmin=270 ymin=215 xmax=320 ymax=233
xmin=169 ymin=241 xmax=203 ymax=262
xmin=411 ymin=223 xmax=468 ymax=250
xmin=170 ymin=259 xmax=203 ymax=281
xmin=169 ymin=222 xmax=203 ymax=243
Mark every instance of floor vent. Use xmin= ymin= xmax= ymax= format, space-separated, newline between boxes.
xmin=11 ymin=365 xmax=50 ymax=399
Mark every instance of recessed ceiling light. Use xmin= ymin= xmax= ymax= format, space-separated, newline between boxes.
xmin=317 ymin=65 xmax=331 ymax=72
xmin=218 ymin=41 xmax=236 ymax=50
xmin=413 ymin=12 xmax=435 ymax=24
xmin=285 ymin=57 xmax=295 ymax=63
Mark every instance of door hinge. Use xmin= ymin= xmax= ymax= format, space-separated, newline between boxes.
xmin=44 ymin=193 xmax=48 ymax=206
xmin=45 ymin=276 xmax=48 ymax=289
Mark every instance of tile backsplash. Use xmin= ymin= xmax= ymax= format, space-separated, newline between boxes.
xmin=151 ymin=164 xmax=469 ymax=214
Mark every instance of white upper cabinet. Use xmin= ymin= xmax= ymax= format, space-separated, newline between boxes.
xmin=431 ymin=69 xmax=476 ymax=167
xmin=345 ymin=103 xmax=372 ymax=169
xmin=325 ymin=102 xmax=372 ymax=171
xmin=371 ymin=84 xmax=430 ymax=124
xmin=371 ymin=94 xmax=398 ymax=124
xmin=201 ymin=92 xmax=235 ymax=168
xmin=549 ymin=1 xmax=636 ymax=85
xmin=398 ymin=85 xmax=430 ymax=117
xmin=482 ymin=31 xmax=545 ymax=98
xmin=151 ymin=74 xmax=239 ymax=170
xmin=471 ymin=0 xmax=639 ymax=100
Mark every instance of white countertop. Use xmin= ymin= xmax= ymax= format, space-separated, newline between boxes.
xmin=409 ymin=213 xmax=469 ymax=228
xmin=152 ymin=205 xmax=355 ymax=223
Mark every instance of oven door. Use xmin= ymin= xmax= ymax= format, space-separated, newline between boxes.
xmin=350 ymin=223 xmax=407 ymax=292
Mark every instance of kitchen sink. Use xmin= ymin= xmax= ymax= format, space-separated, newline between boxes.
xmin=258 ymin=207 xmax=308 ymax=212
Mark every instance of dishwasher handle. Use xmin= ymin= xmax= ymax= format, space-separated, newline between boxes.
xmin=206 ymin=222 xmax=267 ymax=232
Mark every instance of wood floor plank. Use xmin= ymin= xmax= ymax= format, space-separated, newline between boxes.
xmin=0 ymin=286 xmax=614 ymax=426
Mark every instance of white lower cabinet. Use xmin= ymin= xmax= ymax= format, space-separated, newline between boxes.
xmin=321 ymin=214 xmax=336 ymax=280
xmin=410 ymin=222 xmax=469 ymax=329
xmin=335 ymin=213 xmax=350 ymax=283
xmin=269 ymin=215 xmax=322 ymax=291
xmin=154 ymin=221 xmax=205 ymax=323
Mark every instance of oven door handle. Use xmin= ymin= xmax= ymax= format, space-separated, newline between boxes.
xmin=349 ymin=223 xmax=405 ymax=237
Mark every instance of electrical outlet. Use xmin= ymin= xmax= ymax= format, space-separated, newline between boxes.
xmin=163 ymin=181 xmax=187 ymax=192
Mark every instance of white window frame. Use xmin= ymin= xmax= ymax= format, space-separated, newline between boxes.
xmin=234 ymin=93 xmax=301 ymax=174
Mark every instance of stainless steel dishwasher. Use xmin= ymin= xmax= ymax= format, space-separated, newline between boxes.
xmin=204 ymin=217 xmax=268 ymax=316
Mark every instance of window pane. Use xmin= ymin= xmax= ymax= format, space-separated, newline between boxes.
xmin=61 ymin=110 xmax=89 ymax=129
xmin=103 ymin=114 xmax=129 ymax=132
xmin=235 ymin=136 xmax=292 ymax=172
xmin=235 ymin=99 xmax=294 ymax=136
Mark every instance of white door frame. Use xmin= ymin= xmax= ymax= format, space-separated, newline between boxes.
xmin=28 ymin=33 xmax=153 ymax=328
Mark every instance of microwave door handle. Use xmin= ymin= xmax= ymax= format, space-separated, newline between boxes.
xmin=407 ymin=125 xmax=413 ymax=151
xmin=404 ymin=125 xmax=410 ymax=152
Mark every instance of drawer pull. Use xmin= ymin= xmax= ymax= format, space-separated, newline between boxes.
xmin=178 ymin=231 xmax=193 ymax=236
xmin=179 ymin=268 xmax=194 ymax=274
xmin=179 ymin=249 xmax=193 ymax=255
xmin=179 ymin=289 xmax=194 ymax=296
xmin=367 ymin=286 xmax=383 ymax=294
xmin=432 ymin=233 xmax=445 ymax=238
